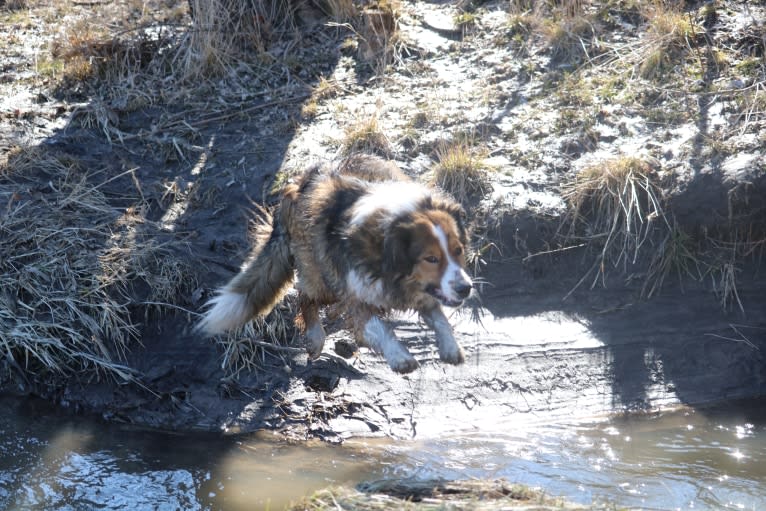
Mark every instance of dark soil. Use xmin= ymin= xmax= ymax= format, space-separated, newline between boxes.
xmin=1 ymin=0 xmax=766 ymax=441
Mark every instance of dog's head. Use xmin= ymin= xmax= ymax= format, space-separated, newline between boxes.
xmin=383 ymin=204 xmax=472 ymax=307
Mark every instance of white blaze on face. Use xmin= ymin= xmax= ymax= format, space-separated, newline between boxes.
xmin=431 ymin=224 xmax=472 ymax=302
xmin=350 ymin=182 xmax=429 ymax=227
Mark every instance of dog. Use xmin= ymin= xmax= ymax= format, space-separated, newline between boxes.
xmin=198 ymin=155 xmax=473 ymax=373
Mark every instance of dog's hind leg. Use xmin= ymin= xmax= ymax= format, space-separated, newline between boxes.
xmin=419 ymin=306 xmax=465 ymax=365
xmin=297 ymin=295 xmax=326 ymax=359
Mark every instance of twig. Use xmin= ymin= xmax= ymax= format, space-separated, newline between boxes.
xmin=138 ymin=301 xmax=201 ymax=316
xmin=522 ymin=243 xmax=586 ymax=262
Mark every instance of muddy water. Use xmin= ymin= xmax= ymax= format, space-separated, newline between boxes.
xmin=1 ymin=396 xmax=764 ymax=510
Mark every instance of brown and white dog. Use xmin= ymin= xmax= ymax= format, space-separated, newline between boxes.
xmin=198 ymin=155 xmax=473 ymax=373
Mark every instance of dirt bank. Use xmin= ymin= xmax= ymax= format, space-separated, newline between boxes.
xmin=1 ymin=0 xmax=765 ymax=440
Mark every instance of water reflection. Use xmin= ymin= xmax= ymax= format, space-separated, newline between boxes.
xmin=1 ymin=396 xmax=765 ymax=510
xmin=380 ymin=402 xmax=766 ymax=510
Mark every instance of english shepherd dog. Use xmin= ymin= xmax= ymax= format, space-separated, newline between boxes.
xmin=198 ymin=155 xmax=473 ymax=373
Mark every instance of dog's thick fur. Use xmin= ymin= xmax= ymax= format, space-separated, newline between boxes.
xmin=198 ymin=155 xmax=473 ymax=373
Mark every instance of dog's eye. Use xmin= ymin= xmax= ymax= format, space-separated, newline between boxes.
xmin=454 ymin=246 xmax=463 ymax=256
xmin=424 ymin=255 xmax=439 ymax=264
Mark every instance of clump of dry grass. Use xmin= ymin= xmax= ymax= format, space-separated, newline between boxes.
xmin=0 ymin=0 xmax=26 ymax=10
xmin=507 ymin=0 xmax=598 ymax=64
xmin=177 ymin=0 xmax=283 ymax=79
xmin=1 ymin=148 xmax=135 ymax=379
xmin=341 ymin=114 xmax=393 ymax=157
xmin=302 ymin=76 xmax=341 ymax=119
xmin=542 ymin=10 xmax=597 ymax=64
xmin=561 ymin=156 xmax=666 ymax=289
xmin=643 ymin=221 xmax=701 ymax=297
xmin=0 ymin=147 xmax=194 ymax=381
xmin=50 ymin=18 xmax=165 ymax=87
xmin=355 ymin=0 xmax=403 ymax=74
xmin=735 ymin=82 xmax=766 ymax=127
xmin=290 ymin=478 xmax=570 ymax=510
xmin=713 ymin=259 xmax=743 ymax=313
xmin=217 ymin=297 xmax=301 ymax=375
xmin=432 ymin=139 xmax=491 ymax=204
xmin=638 ymin=1 xmax=698 ymax=80
xmin=323 ymin=0 xmax=358 ymax=21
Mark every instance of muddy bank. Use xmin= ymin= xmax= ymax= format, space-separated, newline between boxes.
xmin=6 ymin=198 xmax=765 ymax=441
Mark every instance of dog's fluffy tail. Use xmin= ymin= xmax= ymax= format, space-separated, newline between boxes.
xmin=198 ymin=208 xmax=294 ymax=336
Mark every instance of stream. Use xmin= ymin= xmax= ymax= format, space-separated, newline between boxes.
xmin=1 ymin=395 xmax=764 ymax=510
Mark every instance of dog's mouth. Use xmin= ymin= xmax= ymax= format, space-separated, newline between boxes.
xmin=425 ymin=285 xmax=464 ymax=308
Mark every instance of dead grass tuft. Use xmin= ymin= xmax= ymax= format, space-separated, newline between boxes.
xmin=0 ymin=147 xmax=194 ymax=381
xmin=508 ymin=0 xmax=598 ymax=64
xmin=562 ymin=156 xmax=666 ymax=290
xmin=735 ymin=81 xmax=766 ymax=127
xmin=713 ymin=259 xmax=744 ymax=314
xmin=322 ymin=0 xmax=358 ymax=21
xmin=341 ymin=114 xmax=393 ymax=157
xmin=0 ymin=0 xmax=26 ymax=10
xmin=643 ymin=221 xmax=701 ymax=297
xmin=432 ymin=139 xmax=491 ymax=204
xmin=217 ymin=297 xmax=300 ymax=376
xmin=177 ymin=0 xmax=282 ymax=79
xmin=51 ymin=19 xmax=165 ymax=86
xmin=638 ymin=2 xmax=698 ymax=80
xmin=543 ymin=13 xmax=597 ymax=64
xmin=1 ymin=148 xmax=135 ymax=379
xmin=290 ymin=478 xmax=570 ymax=510
xmin=355 ymin=0 xmax=404 ymax=74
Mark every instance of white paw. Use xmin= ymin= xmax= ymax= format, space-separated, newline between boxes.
xmin=390 ymin=355 xmax=419 ymax=374
xmin=439 ymin=342 xmax=465 ymax=365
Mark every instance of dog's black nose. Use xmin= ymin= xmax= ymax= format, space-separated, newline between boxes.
xmin=454 ymin=282 xmax=472 ymax=299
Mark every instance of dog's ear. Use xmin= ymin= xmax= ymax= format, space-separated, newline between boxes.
xmin=382 ymin=221 xmax=415 ymax=278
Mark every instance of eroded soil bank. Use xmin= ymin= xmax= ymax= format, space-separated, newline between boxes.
xmin=65 ymin=238 xmax=766 ymax=441
xmin=1 ymin=0 xmax=766 ymax=440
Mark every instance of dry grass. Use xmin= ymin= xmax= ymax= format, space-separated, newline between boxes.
xmin=561 ymin=156 xmax=666 ymax=289
xmin=324 ymin=0 xmax=358 ymax=21
xmin=542 ymin=12 xmax=597 ymax=64
xmin=508 ymin=0 xmax=597 ymax=63
xmin=714 ymin=259 xmax=744 ymax=313
xmin=0 ymin=0 xmax=27 ymax=10
xmin=289 ymin=478 xmax=578 ymax=511
xmin=0 ymin=147 xmax=195 ymax=381
xmin=177 ymin=0 xmax=278 ymax=79
xmin=638 ymin=1 xmax=698 ymax=80
xmin=50 ymin=18 xmax=165 ymax=86
xmin=355 ymin=0 xmax=403 ymax=74
xmin=735 ymin=81 xmax=766 ymax=127
xmin=41 ymin=0 xmax=311 ymax=95
xmin=643 ymin=221 xmax=701 ymax=297
xmin=1 ymin=148 xmax=135 ymax=379
xmin=217 ymin=298 xmax=301 ymax=375
xmin=341 ymin=114 xmax=393 ymax=157
xmin=432 ymin=140 xmax=491 ymax=204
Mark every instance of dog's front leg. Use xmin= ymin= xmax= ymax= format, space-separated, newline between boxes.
xmin=361 ymin=316 xmax=419 ymax=374
xmin=420 ymin=306 xmax=465 ymax=365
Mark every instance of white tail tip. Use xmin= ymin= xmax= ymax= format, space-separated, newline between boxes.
xmin=197 ymin=289 xmax=250 ymax=336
